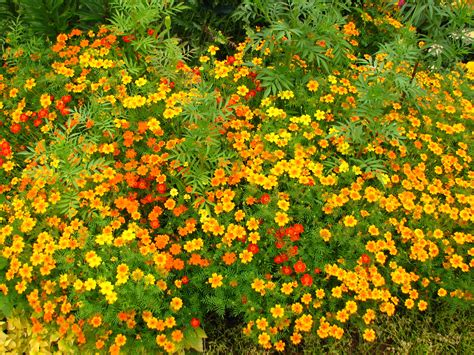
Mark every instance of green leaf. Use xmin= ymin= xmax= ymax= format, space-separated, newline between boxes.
xmin=0 ymin=294 xmax=13 ymax=317
xmin=0 ymin=256 xmax=7 ymax=270
xmin=183 ymin=327 xmax=206 ymax=352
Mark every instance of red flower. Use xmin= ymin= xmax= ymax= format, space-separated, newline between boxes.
xmin=247 ymin=243 xmax=259 ymax=254
xmin=181 ymin=276 xmax=189 ymax=285
xmin=288 ymin=245 xmax=298 ymax=257
xmin=56 ymin=100 xmax=65 ymax=110
xmin=275 ymin=241 xmax=284 ymax=249
xmin=361 ymin=254 xmax=371 ymax=264
xmin=62 ymin=95 xmax=72 ymax=104
xmin=294 ymin=260 xmax=306 ymax=273
xmin=147 ymin=28 xmax=155 ymax=36
xmin=38 ymin=108 xmax=49 ymax=119
xmin=286 ymin=226 xmax=295 ymax=236
xmin=260 ymin=193 xmax=271 ymax=204
xmin=281 ymin=266 xmax=292 ymax=275
xmin=190 ymin=318 xmax=200 ymax=328
xmin=1 ymin=141 xmax=11 ymax=156
xmin=293 ymin=224 xmax=304 ymax=234
xmin=10 ymin=123 xmax=21 ymax=134
xmin=301 ymin=273 xmax=313 ymax=286
xmin=157 ymin=183 xmax=167 ymax=194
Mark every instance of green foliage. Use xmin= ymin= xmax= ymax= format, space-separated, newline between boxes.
xmin=169 ymin=83 xmax=239 ymax=194
xmin=108 ymin=0 xmax=186 ymax=34
xmin=171 ymin=0 xmax=244 ymax=52
xmin=0 ymin=0 xmax=110 ymax=40
xmin=17 ymin=0 xmax=79 ymax=39
xmin=399 ymin=0 xmax=473 ymax=68
xmin=0 ymin=0 xmax=19 ymax=28
xmin=237 ymin=0 xmax=352 ymax=74
xmin=108 ymin=0 xmax=191 ymax=77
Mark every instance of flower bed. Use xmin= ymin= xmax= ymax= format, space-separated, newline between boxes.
xmin=0 ymin=5 xmax=473 ymax=353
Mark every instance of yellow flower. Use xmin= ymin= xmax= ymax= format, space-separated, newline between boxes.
xmin=270 ymin=304 xmax=284 ymax=318
xmin=2 ymin=161 xmax=14 ymax=172
xmin=84 ymin=278 xmax=97 ymax=291
xmin=135 ymin=77 xmax=147 ymax=87
xmin=98 ymin=281 xmax=114 ymax=295
xmin=275 ymin=340 xmax=285 ymax=352
xmin=73 ymin=279 xmax=83 ymax=291
xmin=106 ymin=291 xmax=118 ymax=304
xmin=314 ymin=110 xmax=325 ymax=120
xmin=343 ymin=215 xmax=358 ymax=227
xmin=40 ymin=93 xmax=52 ymax=108
xmin=418 ymin=300 xmax=428 ymax=311
xmin=277 ymin=199 xmax=290 ymax=211
xmin=122 ymin=74 xmax=132 ymax=85
xmin=281 ymin=282 xmax=294 ymax=295
xmin=237 ymin=85 xmax=249 ymax=96
xmin=278 ymin=90 xmax=294 ymax=99
xmin=85 ymin=251 xmax=102 ymax=268
xmin=207 ymin=45 xmax=219 ymax=55
xmin=274 ymin=212 xmax=289 ymax=226
xmin=292 ymin=303 xmax=303 ymax=314
xmin=144 ymin=274 xmax=156 ymax=285
xmin=258 ymin=332 xmax=270 ymax=345
xmin=319 ymin=228 xmax=331 ymax=242
xmin=251 ymin=278 xmax=265 ymax=293
xmin=315 ymin=289 xmax=325 ymax=299
xmin=339 ymin=161 xmax=349 ymax=173
xmin=170 ymin=297 xmax=183 ymax=311
xmin=208 ymin=273 xmax=223 ymax=288
xmin=307 ymin=80 xmax=319 ymax=92
xmin=24 ymin=78 xmax=36 ymax=90
xmin=9 ymin=88 xmax=19 ymax=98
xmin=363 ymin=328 xmax=376 ymax=342
xmin=239 ymin=249 xmax=253 ymax=264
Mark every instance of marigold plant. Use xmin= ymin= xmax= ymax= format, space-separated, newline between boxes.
xmin=0 ymin=3 xmax=473 ymax=353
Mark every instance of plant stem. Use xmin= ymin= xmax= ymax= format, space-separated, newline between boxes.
xmin=399 ymin=59 xmax=420 ymax=103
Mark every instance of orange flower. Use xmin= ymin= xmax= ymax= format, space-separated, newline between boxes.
xmin=90 ymin=315 xmax=102 ymax=328
xmin=222 ymin=252 xmax=236 ymax=265
xmin=114 ymin=334 xmax=127 ymax=347
xmin=319 ymin=228 xmax=331 ymax=242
